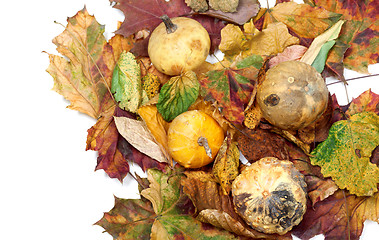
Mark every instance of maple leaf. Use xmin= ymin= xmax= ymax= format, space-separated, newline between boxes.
xmin=310 ymin=111 xmax=379 ymax=196
xmin=199 ymin=55 xmax=264 ymax=124
xmin=46 ymin=8 xmax=114 ymax=119
xmin=219 ymin=21 xmax=299 ymax=59
xmin=305 ymin=0 xmax=379 ymax=73
xmin=97 ymin=168 xmax=238 ymax=239
xmin=346 ymin=89 xmax=379 ymax=117
xmin=293 ymin=190 xmax=379 ymax=240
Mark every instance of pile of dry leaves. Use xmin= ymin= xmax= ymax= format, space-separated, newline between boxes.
xmin=46 ymin=0 xmax=378 ymax=239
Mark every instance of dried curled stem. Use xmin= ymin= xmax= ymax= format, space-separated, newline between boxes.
xmin=198 ymin=136 xmax=212 ymax=158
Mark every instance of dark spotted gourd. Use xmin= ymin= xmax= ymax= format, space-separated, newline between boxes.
xmin=232 ymin=157 xmax=307 ymax=235
xmin=256 ymin=61 xmax=329 ymax=130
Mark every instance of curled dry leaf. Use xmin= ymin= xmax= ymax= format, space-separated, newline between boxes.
xmin=243 ymin=101 xmax=262 ymax=130
xmin=137 ymin=105 xmax=172 ymax=164
xmin=212 ymin=133 xmax=240 ymax=195
xmin=197 ymin=209 xmax=262 ymax=238
xmin=114 ymin=116 xmax=168 ymax=163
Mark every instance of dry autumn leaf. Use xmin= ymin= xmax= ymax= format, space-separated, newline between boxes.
xmin=212 ymin=133 xmax=240 ymax=195
xmin=114 ymin=116 xmax=168 ymax=163
xmin=306 ymin=0 xmax=379 ymax=73
xmin=46 ymin=8 xmax=114 ymax=119
xmin=97 ymin=168 xmax=238 ymax=239
xmin=293 ymin=190 xmax=379 ymax=240
xmin=45 ymin=2 xmax=379 ymax=240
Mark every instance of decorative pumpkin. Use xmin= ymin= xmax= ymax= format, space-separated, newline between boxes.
xmin=167 ymin=110 xmax=224 ymax=168
xmin=256 ymin=61 xmax=329 ymax=130
xmin=232 ymin=157 xmax=307 ymax=235
xmin=148 ymin=16 xmax=210 ymax=76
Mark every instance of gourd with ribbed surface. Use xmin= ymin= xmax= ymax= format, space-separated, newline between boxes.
xmin=167 ymin=110 xmax=224 ymax=168
xmin=232 ymin=157 xmax=307 ymax=235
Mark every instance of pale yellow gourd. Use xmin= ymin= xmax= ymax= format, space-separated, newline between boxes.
xmin=148 ymin=16 xmax=210 ymax=76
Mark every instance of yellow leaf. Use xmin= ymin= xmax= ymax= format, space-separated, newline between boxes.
xmin=137 ymin=105 xmax=172 ymax=164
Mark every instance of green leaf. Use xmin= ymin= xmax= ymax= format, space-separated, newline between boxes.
xmin=111 ymin=51 xmax=142 ymax=113
xmin=300 ymin=20 xmax=345 ymax=68
xmin=310 ymin=111 xmax=379 ymax=196
xmin=157 ymin=71 xmax=199 ymax=122
xmin=311 ymin=40 xmax=336 ymax=73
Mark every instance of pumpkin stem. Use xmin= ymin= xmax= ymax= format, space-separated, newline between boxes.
xmin=198 ymin=136 xmax=212 ymax=158
xmin=160 ymin=15 xmax=177 ymax=34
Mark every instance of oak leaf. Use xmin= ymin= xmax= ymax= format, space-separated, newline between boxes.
xmin=310 ymin=111 xmax=379 ymax=196
xmin=46 ymin=8 xmax=114 ymax=119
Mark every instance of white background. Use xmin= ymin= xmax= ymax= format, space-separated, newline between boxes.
xmin=0 ymin=0 xmax=378 ymax=239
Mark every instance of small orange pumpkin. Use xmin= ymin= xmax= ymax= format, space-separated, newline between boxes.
xmin=167 ymin=110 xmax=224 ymax=168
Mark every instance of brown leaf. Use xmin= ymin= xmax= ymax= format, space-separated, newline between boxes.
xmin=243 ymin=101 xmax=262 ymax=130
xmin=293 ymin=190 xmax=379 ymax=240
xmin=237 ymin=127 xmax=289 ymax=162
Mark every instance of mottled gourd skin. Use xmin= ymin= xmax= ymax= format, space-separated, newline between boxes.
xmin=232 ymin=157 xmax=307 ymax=235
xmin=148 ymin=17 xmax=211 ymax=76
xmin=167 ymin=110 xmax=224 ymax=168
xmin=256 ymin=61 xmax=329 ymax=130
